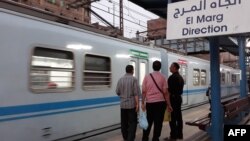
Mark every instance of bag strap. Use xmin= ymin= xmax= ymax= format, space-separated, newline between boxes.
xmin=150 ymin=73 xmax=166 ymax=101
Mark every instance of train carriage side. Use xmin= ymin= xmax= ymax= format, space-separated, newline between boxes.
xmin=166 ymin=53 xmax=191 ymax=106
xmin=185 ymin=56 xmax=210 ymax=106
xmin=0 ymin=9 xmax=162 ymax=141
xmin=166 ymin=53 xmax=241 ymax=107
xmin=220 ymin=65 xmax=240 ymax=97
xmin=167 ymin=53 xmax=211 ymax=106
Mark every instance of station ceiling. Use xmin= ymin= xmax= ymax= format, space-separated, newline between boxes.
xmin=128 ymin=0 xmax=184 ymax=18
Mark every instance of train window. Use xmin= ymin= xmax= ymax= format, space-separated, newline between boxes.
xmin=83 ymin=54 xmax=111 ymax=90
xmin=179 ymin=64 xmax=187 ymax=84
xmin=30 ymin=47 xmax=74 ymax=93
xmin=221 ymin=73 xmax=226 ymax=84
xmin=193 ymin=69 xmax=200 ymax=86
xmin=226 ymin=72 xmax=230 ymax=84
xmin=236 ymin=74 xmax=240 ymax=85
xmin=231 ymin=74 xmax=237 ymax=85
xmin=200 ymin=70 xmax=207 ymax=85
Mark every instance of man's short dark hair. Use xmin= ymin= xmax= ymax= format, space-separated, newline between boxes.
xmin=172 ymin=62 xmax=180 ymax=70
xmin=153 ymin=60 xmax=161 ymax=71
xmin=126 ymin=65 xmax=134 ymax=73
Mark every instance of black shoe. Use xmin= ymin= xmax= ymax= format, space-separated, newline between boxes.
xmin=177 ymin=134 xmax=183 ymax=139
xmin=163 ymin=137 xmax=168 ymax=141
xmin=177 ymin=136 xmax=183 ymax=139
xmin=142 ymin=137 xmax=148 ymax=141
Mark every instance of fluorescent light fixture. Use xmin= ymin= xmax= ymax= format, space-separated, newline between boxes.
xmin=246 ymin=38 xmax=250 ymax=47
xmin=115 ymin=54 xmax=130 ymax=58
xmin=228 ymin=37 xmax=238 ymax=45
xmin=66 ymin=44 xmax=92 ymax=50
xmin=189 ymin=61 xmax=198 ymax=64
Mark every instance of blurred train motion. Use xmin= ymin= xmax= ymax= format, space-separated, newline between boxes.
xmin=0 ymin=4 xmax=240 ymax=141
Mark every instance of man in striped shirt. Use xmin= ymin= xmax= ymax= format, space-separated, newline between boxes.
xmin=116 ymin=65 xmax=140 ymax=141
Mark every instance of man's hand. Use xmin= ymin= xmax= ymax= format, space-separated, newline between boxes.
xmin=135 ymin=104 xmax=139 ymax=112
xmin=167 ymin=105 xmax=173 ymax=112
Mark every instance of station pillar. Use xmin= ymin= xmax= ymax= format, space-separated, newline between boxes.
xmin=209 ymin=37 xmax=223 ymax=141
xmin=238 ymin=36 xmax=247 ymax=98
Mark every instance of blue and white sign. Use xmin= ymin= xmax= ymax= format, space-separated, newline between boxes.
xmin=167 ymin=0 xmax=247 ymax=40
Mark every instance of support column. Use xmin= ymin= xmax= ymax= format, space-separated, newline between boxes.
xmin=209 ymin=37 xmax=223 ymax=141
xmin=238 ymin=36 xmax=247 ymax=98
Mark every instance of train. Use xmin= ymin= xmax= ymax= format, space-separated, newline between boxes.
xmin=0 ymin=2 xmax=240 ymax=141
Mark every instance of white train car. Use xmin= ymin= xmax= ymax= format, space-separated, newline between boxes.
xmin=0 ymin=2 xmax=240 ymax=141
xmin=0 ymin=6 xmax=164 ymax=141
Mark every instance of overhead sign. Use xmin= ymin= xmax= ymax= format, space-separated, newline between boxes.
xmin=167 ymin=0 xmax=247 ymax=40
xmin=130 ymin=49 xmax=148 ymax=59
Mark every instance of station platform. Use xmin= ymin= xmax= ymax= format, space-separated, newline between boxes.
xmin=81 ymin=104 xmax=212 ymax=141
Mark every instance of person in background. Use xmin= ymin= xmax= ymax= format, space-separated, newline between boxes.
xmin=247 ymin=77 xmax=250 ymax=92
xmin=116 ymin=65 xmax=140 ymax=141
xmin=206 ymin=84 xmax=211 ymax=110
xmin=166 ymin=62 xmax=184 ymax=141
xmin=141 ymin=60 xmax=172 ymax=141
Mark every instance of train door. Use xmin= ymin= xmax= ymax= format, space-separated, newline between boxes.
xmin=179 ymin=63 xmax=188 ymax=105
xmin=129 ymin=58 xmax=148 ymax=87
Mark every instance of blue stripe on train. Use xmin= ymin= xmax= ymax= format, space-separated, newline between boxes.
xmin=183 ymin=88 xmax=207 ymax=95
xmin=0 ymin=96 xmax=119 ymax=116
xmin=0 ymin=89 xmax=207 ymax=117
xmin=0 ymin=103 xmax=119 ymax=122
xmin=0 ymin=86 xmax=239 ymax=122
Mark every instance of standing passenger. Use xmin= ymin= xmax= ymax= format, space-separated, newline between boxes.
xmin=116 ymin=65 xmax=140 ymax=141
xmin=206 ymin=84 xmax=211 ymax=110
xmin=141 ymin=60 xmax=172 ymax=141
xmin=166 ymin=62 xmax=184 ymax=140
xmin=247 ymin=77 xmax=250 ymax=92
